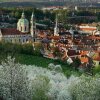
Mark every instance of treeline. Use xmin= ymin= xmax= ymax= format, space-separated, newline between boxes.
xmin=0 ymin=42 xmax=41 ymax=57
xmin=0 ymin=7 xmax=100 ymax=25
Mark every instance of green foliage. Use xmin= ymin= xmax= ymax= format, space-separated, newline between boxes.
xmin=0 ymin=42 xmax=35 ymax=56
xmin=21 ymin=44 xmax=34 ymax=55
xmin=0 ymin=56 xmax=31 ymax=100
xmin=70 ymin=75 xmax=100 ymax=100
xmin=0 ymin=7 xmax=99 ymax=25
xmin=32 ymin=75 xmax=50 ymax=100
xmin=93 ymin=66 xmax=100 ymax=74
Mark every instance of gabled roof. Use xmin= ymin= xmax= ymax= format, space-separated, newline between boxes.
xmin=80 ymin=51 xmax=88 ymax=56
xmin=1 ymin=28 xmax=29 ymax=35
xmin=87 ymin=36 xmax=100 ymax=40
xmin=80 ymin=57 xmax=89 ymax=63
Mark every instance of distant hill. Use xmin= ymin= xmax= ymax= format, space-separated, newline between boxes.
xmin=0 ymin=0 xmax=99 ymax=3
xmin=0 ymin=1 xmax=67 ymax=8
xmin=0 ymin=0 xmax=100 ymax=8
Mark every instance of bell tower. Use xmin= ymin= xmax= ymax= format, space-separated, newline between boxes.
xmin=54 ymin=14 xmax=59 ymax=36
xmin=30 ymin=12 xmax=36 ymax=42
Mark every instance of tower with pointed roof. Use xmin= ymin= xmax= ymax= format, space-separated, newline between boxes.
xmin=30 ymin=12 xmax=36 ymax=42
xmin=54 ymin=14 xmax=59 ymax=36
xmin=17 ymin=11 xmax=29 ymax=33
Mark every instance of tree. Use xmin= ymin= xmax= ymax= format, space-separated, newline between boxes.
xmin=15 ymin=11 xmax=21 ymax=18
xmin=32 ymin=75 xmax=50 ymax=100
xmin=0 ymin=56 xmax=31 ymax=100
xmin=70 ymin=75 xmax=100 ymax=100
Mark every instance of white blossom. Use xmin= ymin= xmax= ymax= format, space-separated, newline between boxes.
xmin=0 ymin=57 xmax=100 ymax=100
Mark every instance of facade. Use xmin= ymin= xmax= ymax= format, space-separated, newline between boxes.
xmin=77 ymin=24 xmax=100 ymax=35
xmin=0 ymin=12 xmax=36 ymax=44
xmin=17 ymin=12 xmax=29 ymax=33
xmin=0 ymin=28 xmax=31 ymax=44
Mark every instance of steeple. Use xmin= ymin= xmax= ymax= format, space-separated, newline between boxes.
xmin=21 ymin=10 xmax=25 ymax=19
xmin=30 ymin=12 xmax=34 ymax=26
xmin=54 ymin=14 xmax=59 ymax=36
xmin=30 ymin=12 xmax=36 ymax=41
xmin=17 ymin=10 xmax=29 ymax=33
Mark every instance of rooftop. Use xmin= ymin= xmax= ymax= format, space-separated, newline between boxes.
xmin=0 ymin=28 xmax=29 ymax=35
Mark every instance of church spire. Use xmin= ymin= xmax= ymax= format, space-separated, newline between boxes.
xmin=21 ymin=10 xmax=25 ymax=18
xmin=30 ymin=11 xmax=36 ymax=41
xmin=54 ymin=14 xmax=59 ymax=36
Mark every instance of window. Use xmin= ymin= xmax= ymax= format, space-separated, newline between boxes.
xmin=23 ymin=39 xmax=24 ymax=43
xmin=19 ymin=39 xmax=20 ymax=42
xmin=26 ymin=39 xmax=28 ymax=42
xmin=25 ymin=26 xmax=26 ymax=31
xmin=11 ymin=39 xmax=12 ymax=43
xmin=21 ymin=26 xmax=22 ymax=31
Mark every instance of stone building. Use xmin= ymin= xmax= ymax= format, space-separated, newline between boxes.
xmin=0 ymin=12 xmax=36 ymax=44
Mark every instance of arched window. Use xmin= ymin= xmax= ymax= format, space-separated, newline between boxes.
xmin=19 ymin=39 xmax=20 ymax=42
xmin=23 ymin=39 xmax=24 ymax=43
xmin=21 ymin=26 xmax=22 ymax=31
xmin=25 ymin=26 xmax=26 ymax=31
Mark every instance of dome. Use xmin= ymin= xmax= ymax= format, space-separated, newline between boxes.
xmin=17 ymin=12 xmax=29 ymax=33
xmin=18 ymin=18 xmax=29 ymax=26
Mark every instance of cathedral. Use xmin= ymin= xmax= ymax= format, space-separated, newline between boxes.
xmin=0 ymin=12 xmax=36 ymax=44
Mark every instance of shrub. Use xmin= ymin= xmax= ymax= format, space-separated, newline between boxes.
xmin=0 ymin=56 xmax=31 ymax=100
xmin=70 ymin=75 xmax=100 ymax=100
xmin=0 ymin=57 xmax=100 ymax=100
xmin=32 ymin=75 xmax=50 ymax=100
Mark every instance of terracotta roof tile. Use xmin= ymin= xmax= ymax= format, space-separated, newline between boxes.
xmin=87 ymin=36 xmax=100 ymax=40
xmin=80 ymin=57 xmax=89 ymax=63
xmin=50 ymin=36 xmax=60 ymax=40
xmin=80 ymin=51 xmax=88 ymax=56
xmin=1 ymin=28 xmax=29 ymax=35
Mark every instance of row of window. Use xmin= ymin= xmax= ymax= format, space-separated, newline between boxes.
xmin=3 ymin=35 xmax=30 ymax=38
xmin=20 ymin=26 xmax=28 ymax=32
xmin=3 ymin=38 xmax=29 ymax=43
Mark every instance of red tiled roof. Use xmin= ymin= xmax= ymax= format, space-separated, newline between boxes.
xmin=50 ymin=36 xmax=60 ymax=40
xmin=79 ymin=28 xmax=96 ymax=31
xmin=80 ymin=57 xmax=89 ymax=63
xmin=38 ymin=33 xmax=46 ymax=38
xmin=80 ymin=51 xmax=88 ymax=56
xmin=87 ymin=36 xmax=100 ymax=40
xmin=1 ymin=28 xmax=29 ymax=35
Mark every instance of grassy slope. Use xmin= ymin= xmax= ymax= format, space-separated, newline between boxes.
xmin=0 ymin=53 xmax=80 ymax=77
xmin=16 ymin=54 xmax=81 ymax=76
xmin=1 ymin=53 xmax=99 ymax=76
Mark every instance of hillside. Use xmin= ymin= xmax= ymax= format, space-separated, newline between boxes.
xmin=0 ymin=1 xmax=67 ymax=7
xmin=0 ymin=0 xmax=99 ymax=3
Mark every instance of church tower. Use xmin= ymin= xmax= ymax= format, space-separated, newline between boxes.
xmin=30 ymin=12 xmax=36 ymax=42
xmin=54 ymin=14 xmax=59 ymax=36
xmin=17 ymin=11 xmax=29 ymax=33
